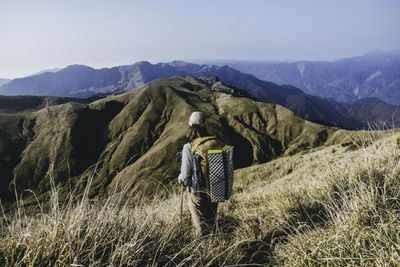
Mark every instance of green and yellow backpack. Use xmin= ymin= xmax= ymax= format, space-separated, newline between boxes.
xmin=190 ymin=136 xmax=234 ymax=202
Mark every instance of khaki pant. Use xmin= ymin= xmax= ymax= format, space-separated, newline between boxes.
xmin=188 ymin=192 xmax=218 ymax=236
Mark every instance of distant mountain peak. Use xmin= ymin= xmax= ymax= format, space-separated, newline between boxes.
xmin=167 ymin=60 xmax=191 ymax=67
xmin=199 ymin=64 xmax=229 ymax=72
xmin=134 ymin=61 xmax=152 ymax=66
xmin=62 ymin=64 xmax=94 ymax=71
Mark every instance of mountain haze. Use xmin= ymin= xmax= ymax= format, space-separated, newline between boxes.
xmin=216 ymin=50 xmax=400 ymax=105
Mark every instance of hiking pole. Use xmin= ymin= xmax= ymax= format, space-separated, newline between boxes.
xmin=179 ymin=185 xmax=184 ymax=234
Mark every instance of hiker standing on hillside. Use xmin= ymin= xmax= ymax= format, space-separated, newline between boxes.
xmin=178 ymin=111 xmax=224 ymax=236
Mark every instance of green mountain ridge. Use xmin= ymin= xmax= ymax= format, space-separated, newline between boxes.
xmin=1 ymin=76 xmax=354 ymax=202
xmin=0 ymin=95 xmax=105 ymax=114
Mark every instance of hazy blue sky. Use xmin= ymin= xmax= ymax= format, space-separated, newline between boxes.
xmin=1 ymin=0 xmax=399 ymax=78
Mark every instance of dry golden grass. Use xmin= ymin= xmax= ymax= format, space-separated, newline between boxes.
xmin=2 ymin=129 xmax=400 ymax=266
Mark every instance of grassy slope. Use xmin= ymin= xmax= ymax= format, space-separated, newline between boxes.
xmin=1 ymin=129 xmax=399 ymax=266
xmin=105 ymin=77 xmax=338 ymax=199
xmin=0 ymin=95 xmax=101 ymax=114
xmin=1 ymin=76 xmax=345 ymax=203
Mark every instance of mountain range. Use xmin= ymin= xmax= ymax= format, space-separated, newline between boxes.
xmin=211 ymin=50 xmax=400 ymax=105
xmin=1 ymin=60 xmax=400 ymax=129
xmin=1 ymin=76 xmax=356 ymax=203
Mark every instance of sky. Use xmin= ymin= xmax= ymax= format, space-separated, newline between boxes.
xmin=1 ymin=0 xmax=400 ymax=78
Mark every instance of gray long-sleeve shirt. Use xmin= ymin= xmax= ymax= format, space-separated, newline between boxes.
xmin=178 ymin=143 xmax=193 ymax=185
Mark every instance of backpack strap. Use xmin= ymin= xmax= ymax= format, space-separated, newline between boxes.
xmin=190 ymin=136 xmax=218 ymax=197
xmin=191 ymin=136 xmax=217 ymax=155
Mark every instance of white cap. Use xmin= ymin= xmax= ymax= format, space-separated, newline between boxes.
xmin=189 ymin=111 xmax=206 ymax=127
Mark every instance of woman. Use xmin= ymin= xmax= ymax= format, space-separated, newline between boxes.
xmin=178 ymin=111 xmax=223 ymax=236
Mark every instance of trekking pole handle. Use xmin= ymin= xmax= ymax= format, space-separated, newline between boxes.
xmin=180 ymin=184 xmax=185 ymax=195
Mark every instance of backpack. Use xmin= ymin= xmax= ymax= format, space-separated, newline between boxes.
xmin=191 ymin=136 xmax=234 ymax=203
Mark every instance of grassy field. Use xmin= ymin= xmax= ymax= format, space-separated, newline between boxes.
xmin=1 ymin=129 xmax=400 ymax=266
